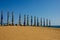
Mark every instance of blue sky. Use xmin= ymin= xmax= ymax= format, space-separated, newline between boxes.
xmin=0 ymin=0 xmax=60 ymax=25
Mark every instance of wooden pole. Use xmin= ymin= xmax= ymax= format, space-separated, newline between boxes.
xmin=37 ymin=17 xmax=39 ymax=26
xmin=49 ymin=19 xmax=51 ymax=26
xmin=27 ymin=15 xmax=29 ymax=26
xmin=7 ymin=11 xmax=9 ymax=26
xmin=12 ymin=11 xmax=14 ymax=26
xmin=31 ymin=16 xmax=33 ymax=26
xmin=40 ymin=18 xmax=42 ymax=26
xmin=43 ymin=18 xmax=45 ymax=27
xmin=46 ymin=19 xmax=48 ymax=26
xmin=24 ymin=15 xmax=26 ymax=26
xmin=34 ymin=16 xmax=36 ymax=26
xmin=19 ymin=14 xmax=21 ymax=26
xmin=1 ymin=10 xmax=3 ymax=26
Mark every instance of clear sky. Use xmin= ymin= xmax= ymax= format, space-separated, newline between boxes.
xmin=0 ymin=0 xmax=60 ymax=25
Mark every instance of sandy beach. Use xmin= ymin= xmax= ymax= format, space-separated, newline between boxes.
xmin=0 ymin=26 xmax=60 ymax=40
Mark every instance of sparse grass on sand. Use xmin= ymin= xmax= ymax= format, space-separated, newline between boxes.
xmin=0 ymin=26 xmax=60 ymax=40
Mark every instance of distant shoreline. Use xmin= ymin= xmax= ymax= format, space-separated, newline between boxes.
xmin=0 ymin=26 xmax=60 ymax=28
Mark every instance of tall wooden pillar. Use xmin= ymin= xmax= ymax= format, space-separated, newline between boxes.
xmin=46 ymin=19 xmax=48 ymax=26
xmin=27 ymin=15 xmax=29 ymax=26
xmin=24 ymin=15 xmax=26 ymax=26
xmin=43 ymin=18 xmax=45 ymax=27
xmin=7 ymin=11 xmax=9 ymax=26
xmin=1 ymin=10 xmax=3 ymax=26
xmin=19 ymin=14 xmax=21 ymax=26
xmin=49 ymin=19 xmax=51 ymax=26
xmin=0 ymin=15 xmax=1 ymax=25
xmin=37 ymin=17 xmax=39 ymax=26
xmin=34 ymin=16 xmax=36 ymax=26
xmin=31 ymin=16 xmax=33 ymax=26
xmin=40 ymin=18 xmax=42 ymax=26
xmin=12 ymin=11 xmax=14 ymax=26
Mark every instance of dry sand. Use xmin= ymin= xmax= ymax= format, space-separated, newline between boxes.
xmin=0 ymin=26 xmax=60 ymax=40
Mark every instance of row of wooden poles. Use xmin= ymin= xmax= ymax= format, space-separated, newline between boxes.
xmin=0 ymin=11 xmax=51 ymax=27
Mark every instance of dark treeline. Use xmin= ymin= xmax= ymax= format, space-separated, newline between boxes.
xmin=0 ymin=11 xmax=51 ymax=27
